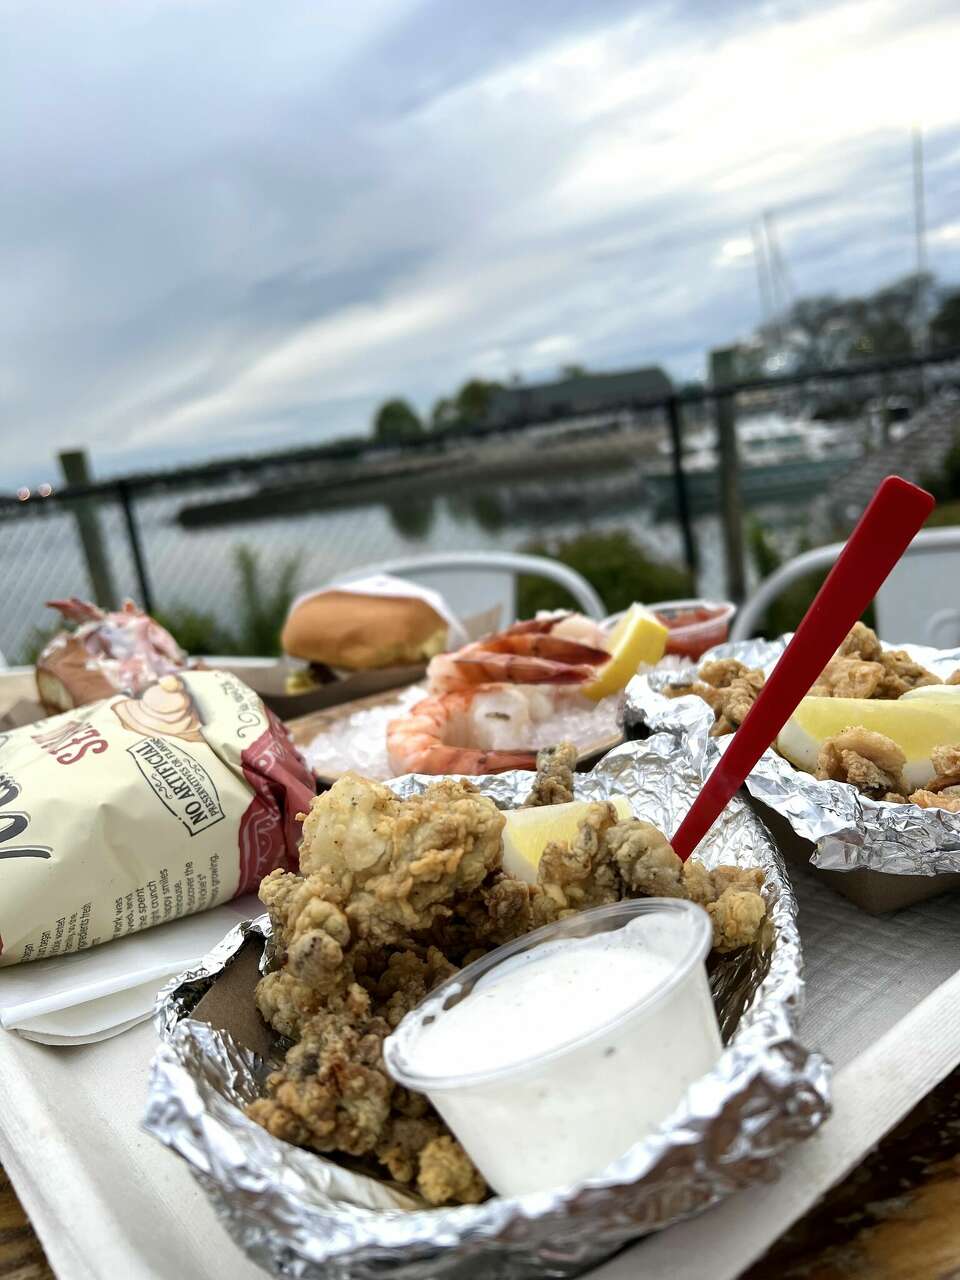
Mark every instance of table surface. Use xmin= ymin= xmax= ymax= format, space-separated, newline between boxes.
xmin=3 ymin=667 xmax=958 ymax=1279
xmin=3 ymin=1065 xmax=959 ymax=1280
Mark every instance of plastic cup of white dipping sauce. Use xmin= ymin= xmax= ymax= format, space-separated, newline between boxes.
xmin=383 ymin=898 xmax=722 ymax=1198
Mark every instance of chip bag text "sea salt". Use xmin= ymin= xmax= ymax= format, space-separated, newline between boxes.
xmin=0 ymin=670 xmax=314 ymax=966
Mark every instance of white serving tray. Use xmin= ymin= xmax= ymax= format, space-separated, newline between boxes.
xmin=1 ymin=865 xmax=960 ymax=1280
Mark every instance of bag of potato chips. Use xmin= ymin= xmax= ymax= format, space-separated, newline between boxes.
xmin=0 ymin=669 xmax=314 ymax=966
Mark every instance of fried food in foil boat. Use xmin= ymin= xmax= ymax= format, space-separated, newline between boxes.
xmin=631 ymin=633 xmax=960 ymax=874
xmin=147 ymin=732 xmax=828 ymax=1279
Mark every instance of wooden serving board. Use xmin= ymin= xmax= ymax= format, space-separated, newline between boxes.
xmin=284 ymin=683 xmax=624 ymax=786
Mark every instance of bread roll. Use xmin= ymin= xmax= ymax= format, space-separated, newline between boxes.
xmin=281 ymin=590 xmax=448 ymax=670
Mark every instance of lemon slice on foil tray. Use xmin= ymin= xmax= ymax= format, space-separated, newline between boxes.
xmin=502 ymin=796 xmax=634 ymax=883
xmin=777 ymin=693 xmax=960 ymax=792
xmin=581 ymin=603 xmax=668 ymax=702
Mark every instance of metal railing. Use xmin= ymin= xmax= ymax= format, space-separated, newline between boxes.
xmin=4 ymin=344 xmax=959 ymax=662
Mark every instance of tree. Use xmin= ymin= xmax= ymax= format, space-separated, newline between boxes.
xmin=386 ymin=497 xmax=436 ymax=540
xmin=454 ymin=378 xmax=499 ymax=425
xmin=429 ymin=379 xmax=501 ymax=431
xmin=373 ymin=399 xmax=424 ymax=444
xmin=931 ymin=291 xmax=960 ymax=350
xmin=430 ymin=396 xmax=459 ymax=431
xmin=517 ymin=529 xmax=693 ymax=616
xmin=743 ymin=273 xmax=931 ymax=371
xmin=560 ymin=363 xmax=588 ymax=379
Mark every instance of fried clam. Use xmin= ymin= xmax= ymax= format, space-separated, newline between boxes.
xmin=246 ymin=750 xmax=768 ymax=1204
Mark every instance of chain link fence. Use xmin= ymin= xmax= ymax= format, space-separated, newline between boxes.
xmin=4 ymin=349 xmax=959 ymax=664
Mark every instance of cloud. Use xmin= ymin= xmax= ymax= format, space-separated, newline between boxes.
xmin=2 ymin=0 xmax=960 ymax=483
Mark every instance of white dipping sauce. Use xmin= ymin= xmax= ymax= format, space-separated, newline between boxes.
xmin=385 ymin=904 xmax=723 ymax=1197
xmin=405 ymin=929 xmax=675 ymax=1078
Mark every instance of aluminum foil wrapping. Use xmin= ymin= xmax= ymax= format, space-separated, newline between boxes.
xmin=628 ymin=637 xmax=960 ymax=874
xmin=144 ymin=734 xmax=830 ymax=1280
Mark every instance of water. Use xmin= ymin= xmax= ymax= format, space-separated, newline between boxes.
xmin=0 ymin=471 xmax=818 ymax=663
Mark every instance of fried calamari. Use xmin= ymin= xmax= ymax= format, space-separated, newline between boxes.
xmin=815 ymin=728 xmax=907 ymax=800
xmin=673 ymin=623 xmax=945 ymax=736
xmin=667 ymin=657 xmax=766 ymax=737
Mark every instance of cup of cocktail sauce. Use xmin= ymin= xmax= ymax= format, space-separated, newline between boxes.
xmin=650 ymin=599 xmax=736 ymax=661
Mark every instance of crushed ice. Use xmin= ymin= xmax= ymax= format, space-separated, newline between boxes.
xmin=301 ymin=685 xmax=622 ymax=780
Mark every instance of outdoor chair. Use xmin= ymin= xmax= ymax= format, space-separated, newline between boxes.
xmin=333 ymin=551 xmax=605 ymax=625
xmin=730 ymin=527 xmax=960 ymax=647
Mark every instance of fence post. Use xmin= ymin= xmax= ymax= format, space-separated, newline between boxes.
xmin=665 ymin=395 xmax=698 ymax=576
xmin=116 ymin=481 xmax=155 ymax=614
xmin=709 ymin=349 xmax=747 ymax=603
xmin=58 ymin=449 xmax=117 ymax=609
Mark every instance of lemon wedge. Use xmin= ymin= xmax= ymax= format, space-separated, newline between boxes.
xmin=502 ymin=796 xmax=633 ymax=883
xmin=777 ymin=695 xmax=960 ymax=791
xmin=901 ymin=685 xmax=960 ymax=702
xmin=581 ymin=603 xmax=668 ymax=702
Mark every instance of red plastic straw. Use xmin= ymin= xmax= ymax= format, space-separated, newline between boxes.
xmin=671 ymin=475 xmax=935 ymax=861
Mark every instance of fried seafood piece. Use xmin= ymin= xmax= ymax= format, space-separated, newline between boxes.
xmin=665 ymin=680 xmax=723 ymax=712
xmin=417 ymin=1136 xmax=487 ymax=1206
xmin=259 ymin=869 xmax=351 ymax=982
xmin=297 ymin=773 xmax=505 ymax=941
xmin=255 ymin=967 xmax=326 ymax=1041
xmin=538 ymin=802 xmax=622 ymax=911
xmin=815 ymin=727 xmax=906 ymax=799
xmin=249 ymin=977 xmax=482 ymax=1204
xmin=368 ymin=946 xmax=458 ymax=1027
xmin=810 ymin=655 xmax=885 ymax=699
xmin=376 ymin=1112 xmax=445 ymax=1185
xmin=605 ymin=824 xmax=766 ymax=951
xmin=249 ymin=776 xmax=512 ymax=1203
xmin=524 ymin=741 xmax=578 ymax=807
xmin=247 ymin=984 xmax=393 ymax=1155
xmin=536 ymin=813 xmax=767 ymax=954
xmin=603 ymin=818 xmax=685 ymax=898
xmin=713 ymin=669 xmax=764 ymax=736
xmin=697 ymin=658 xmax=751 ymax=688
xmin=837 ymin=621 xmax=883 ymax=662
xmin=679 ymin=864 xmax=766 ymax=953
xmin=667 ymin=660 xmax=765 ymax=737
xmin=923 ymin=744 xmax=960 ymax=794
xmin=418 ymin=869 xmax=560 ymax=965
xmin=811 ymin=624 xmax=937 ymax=699
xmin=909 ymin=786 xmax=960 ymax=812
xmin=876 ymin=649 xmax=939 ymax=698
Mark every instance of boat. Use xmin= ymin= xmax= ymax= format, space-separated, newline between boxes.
xmin=642 ymin=412 xmax=863 ymax=514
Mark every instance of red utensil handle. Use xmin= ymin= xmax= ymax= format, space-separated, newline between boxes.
xmin=671 ymin=476 xmax=935 ymax=861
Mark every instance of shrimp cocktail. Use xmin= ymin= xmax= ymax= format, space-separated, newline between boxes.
xmin=387 ymin=606 xmax=668 ymax=776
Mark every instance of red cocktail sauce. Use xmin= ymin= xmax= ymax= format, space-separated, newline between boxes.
xmin=652 ymin=600 xmax=737 ymax=661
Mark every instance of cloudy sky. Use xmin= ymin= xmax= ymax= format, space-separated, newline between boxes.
xmin=4 ymin=0 xmax=960 ymax=485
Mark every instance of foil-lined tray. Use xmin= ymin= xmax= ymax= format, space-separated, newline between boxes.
xmin=144 ymin=733 xmax=830 ymax=1280
xmin=628 ymin=637 xmax=960 ymax=875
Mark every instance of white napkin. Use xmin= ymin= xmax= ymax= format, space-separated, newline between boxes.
xmin=0 ymin=895 xmax=259 ymax=1044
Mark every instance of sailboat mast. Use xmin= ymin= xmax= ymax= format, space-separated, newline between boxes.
xmin=912 ymin=125 xmax=929 ymax=355
xmin=751 ymin=218 xmax=774 ymax=330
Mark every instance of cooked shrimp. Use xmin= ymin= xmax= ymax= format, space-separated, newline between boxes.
xmin=387 ymin=689 xmax=538 ymax=776
xmin=426 ymin=617 xmax=609 ymax=695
